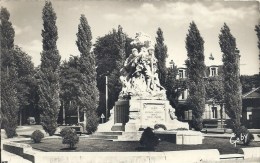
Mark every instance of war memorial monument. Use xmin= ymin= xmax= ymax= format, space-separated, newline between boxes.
xmin=97 ymin=32 xmax=202 ymax=144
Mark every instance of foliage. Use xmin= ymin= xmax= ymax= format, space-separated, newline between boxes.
xmin=154 ymin=124 xmax=167 ymax=130
xmin=61 ymin=127 xmax=79 ymax=149
xmin=0 ymin=7 xmax=19 ymax=137
xmin=255 ymin=24 xmax=260 ymax=75
xmin=240 ymin=74 xmax=260 ymax=94
xmin=60 ymin=56 xmax=82 ymax=116
xmin=164 ymin=65 xmax=178 ymax=107
xmin=85 ymin=110 xmax=99 ymax=134
xmin=185 ymin=21 xmax=206 ymax=131
xmin=38 ymin=1 xmax=61 ymax=136
xmin=0 ymin=7 xmax=14 ymax=49
xmin=205 ymin=76 xmax=224 ymax=103
xmin=31 ymin=130 xmax=44 ymax=143
xmin=76 ymin=14 xmax=99 ymax=131
xmin=219 ymin=23 xmax=242 ymax=133
xmin=155 ymin=28 xmax=168 ymax=87
xmin=234 ymin=126 xmax=254 ymax=146
xmin=94 ymin=26 xmax=132 ymax=116
xmin=140 ymin=127 xmax=159 ymax=151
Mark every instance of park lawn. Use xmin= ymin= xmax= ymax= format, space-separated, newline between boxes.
xmin=20 ymin=137 xmax=260 ymax=154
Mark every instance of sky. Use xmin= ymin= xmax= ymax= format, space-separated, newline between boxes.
xmin=1 ymin=0 xmax=260 ymax=75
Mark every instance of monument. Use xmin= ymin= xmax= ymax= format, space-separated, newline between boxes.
xmin=112 ymin=32 xmax=188 ymax=132
xmin=96 ymin=32 xmax=202 ymax=144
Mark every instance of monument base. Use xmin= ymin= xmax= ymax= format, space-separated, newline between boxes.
xmin=112 ymin=99 xmax=189 ymax=131
xmin=155 ymin=130 xmax=203 ymax=145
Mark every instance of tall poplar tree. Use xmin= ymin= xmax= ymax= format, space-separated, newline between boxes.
xmin=76 ymin=15 xmax=99 ymax=133
xmin=38 ymin=1 xmax=61 ymax=135
xmin=185 ymin=21 xmax=206 ymax=131
xmin=0 ymin=7 xmax=19 ymax=138
xmin=219 ymin=23 xmax=242 ymax=132
xmin=155 ymin=28 xmax=168 ymax=87
xmin=255 ymin=23 xmax=260 ymax=75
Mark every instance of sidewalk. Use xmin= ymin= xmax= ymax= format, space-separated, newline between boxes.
xmin=1 ymin=150 xmax=32 ymax=163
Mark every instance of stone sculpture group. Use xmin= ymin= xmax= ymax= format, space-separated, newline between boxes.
xmin=119 ymin=32 xmax=166 ymax=100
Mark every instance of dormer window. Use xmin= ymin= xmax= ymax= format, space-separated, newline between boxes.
xmin=178 ymin=69 xmax=186 ymax=79
xmin=210 ymin=67 xmax=218 ymax=77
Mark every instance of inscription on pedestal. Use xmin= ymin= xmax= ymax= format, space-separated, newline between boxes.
xmin=143 ymin=103 xmax=166 ymax=125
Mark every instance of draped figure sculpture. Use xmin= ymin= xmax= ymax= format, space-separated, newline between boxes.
xmin=119 ymin=32 xmax=166 ymax=100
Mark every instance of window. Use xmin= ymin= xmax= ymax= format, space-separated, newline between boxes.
xmin=181 ymin=91 xmax=185 ymax=99
xmin=212 ymin=107 xmax=217 ymax=119
xmin=211 ymin=67 xmax=217 ymax=76
xmin=178 ymin=69 xmax=186 ymax=78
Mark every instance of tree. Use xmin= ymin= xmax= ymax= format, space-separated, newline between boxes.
xmin=219 ymin=23 xmax=242 ymax=133
xmin=240 ymin=74 xmax=260 ymax=94
xmin=255 ymin=24 xmax=260 ymax=75
xmin=60 ymin=56 xmax=82 ymax=123
xmin=155 ymin=28 xmax=168 ymax=87
xmin=94 ymin=26 xmax=132 ymax=116
xmin=205 ymin=76 xmax=224 ymax=103
xmin=185 ymin=21 xmax=206 ymax=131
xmin=0 ymin=7 xmax=19 ymax=138
xmin=38 ymin=1 xmax=61 ymax=136
xmin=76 ymin=15 xmax=99 ymax=133
xmin=164 ymin=62 xmax=186 ymax=116
xmin=13 ymin=46 xmax=35 ymax=125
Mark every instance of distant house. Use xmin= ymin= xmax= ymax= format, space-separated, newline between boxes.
xmin=242 ymin=87 xmax=260 ymax=129
xmin=175 ymin=64 xmax=229 ymax=123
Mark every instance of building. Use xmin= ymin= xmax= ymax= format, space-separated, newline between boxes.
xmin=174 ymin=64 xmax=229 ymax=123
xmin=242 ymin=87 xmax=260 ymax=129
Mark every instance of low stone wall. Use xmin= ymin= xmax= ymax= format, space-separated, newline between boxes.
xmin=239 ymin=147 xmax=260 ymax=159
xmin=3 ymin=141 xmax=219 ymax=163
xmin=3 ymin=142 xmax=35 ymax=163
xmin=34 ymin=149 xmax=219 ymax=163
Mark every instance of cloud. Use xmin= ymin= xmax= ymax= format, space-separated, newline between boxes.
xmin=19 ymin=39 xmax=42 ymax=67
xmin=13 ymin=25 xmax=32 ymax=36
xmin=103 ymin=2 xmax=258 ymax=29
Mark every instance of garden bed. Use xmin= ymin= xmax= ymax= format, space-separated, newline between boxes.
xmin=18 ymin=137 xmax=260 ymax=154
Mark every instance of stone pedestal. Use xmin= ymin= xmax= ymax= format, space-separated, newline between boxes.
xmin=111 ymin=99 xmax=189 ymax=131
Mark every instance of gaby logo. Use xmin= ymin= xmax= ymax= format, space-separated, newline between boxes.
xmin=230 ymin=133 xmax=248 ymax=147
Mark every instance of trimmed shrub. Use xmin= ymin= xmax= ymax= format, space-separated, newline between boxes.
xmin=154 ymin=124 xmax=167 ymax=130
xmin=60 ymin=127 xmax=72 ymax=137
xmin=61 ymin=127 xmax=79 ymax=149
xmin=235 ymin=126 xmax=254 ymax=146
xmin=85 ymin=114 xmax=99 ymax=134
xmin=140 ymin=127 xmax=159 ymax=151
xmin=2 ymin=119 xmax=17 ymax=138
xmin=31 ymin=130 xmax=44 ymax=143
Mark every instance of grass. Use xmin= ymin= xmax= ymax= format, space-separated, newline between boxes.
xmin=20 ymin=137 xmax=260 ymax=154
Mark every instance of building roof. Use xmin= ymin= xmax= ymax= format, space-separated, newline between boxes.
xmin=242 ymin=87 xmax=260 ymax=99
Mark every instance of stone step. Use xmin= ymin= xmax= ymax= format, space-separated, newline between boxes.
xmin=94 ymin=131 xmax=123 ymax=136
xmin=220 ymin=154 xmax=244 ymax=160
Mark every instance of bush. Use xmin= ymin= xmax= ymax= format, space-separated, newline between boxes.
xmin=85 ymin=113 xmax=99 ymax=134
xmin=234 ymin=126 xmax=254 ymax=146
xmin=31 ymin=130 xmax=44 ymax=143
xmin=154 ymin=124 xmax=167 ymax=130
xmin=61 ymin=127 xmax=79 ymax=149
xmin=140 ymin=127 xmax=159 ymax=151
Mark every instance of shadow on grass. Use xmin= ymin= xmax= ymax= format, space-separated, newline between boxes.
xmin=60 ymin=147 xmax=77 ymax=151
xmin=135 ymin=146 xmax=155 ymax=151
xmin=19 ymin=135 xmax=31 ymax=138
